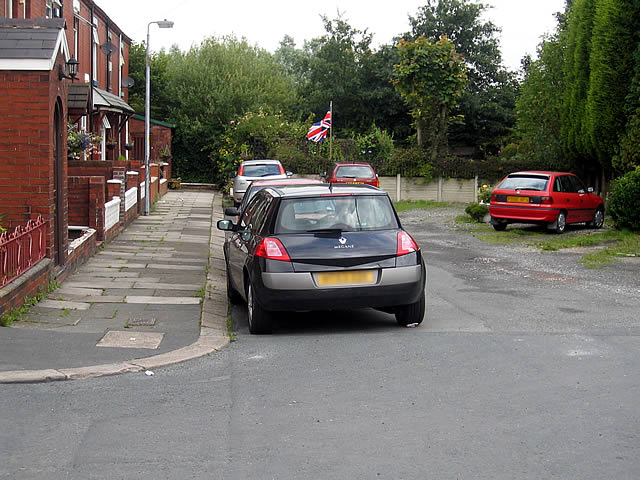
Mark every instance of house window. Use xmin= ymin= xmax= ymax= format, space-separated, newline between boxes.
xmin=92 ymin=18 xmax=100 ymax=85
xmin=73 ymin=17 xmax=79 ymax=58
xmin=46 ymin=0 xmax=62 ymax=18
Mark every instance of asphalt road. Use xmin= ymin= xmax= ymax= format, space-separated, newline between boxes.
xmin=1 ymin=208 xmax=638 ymax=479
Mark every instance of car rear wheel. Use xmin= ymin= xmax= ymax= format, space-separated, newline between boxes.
xmin=492 ymin=222 xmax=507 ymax=231
xmin=552 ymin=211 xmax=567 ymax=234
xmin=395 ymin=290 xmax=425 ymax=327
xmin=587 ymin=207 xmax=604 ymax=229
xmin=247 ymin=282 xmax=272 ymax=334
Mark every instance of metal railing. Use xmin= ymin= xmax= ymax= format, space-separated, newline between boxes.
xmin=0 ymin=216 xmax=47 ymax=288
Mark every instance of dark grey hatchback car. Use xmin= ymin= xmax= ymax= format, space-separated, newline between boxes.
xmin=217 ymin=184 xmax=427 ymax=334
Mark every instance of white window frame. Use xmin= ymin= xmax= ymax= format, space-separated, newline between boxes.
xmin=92 ymin=18 xmax=100 ymax=83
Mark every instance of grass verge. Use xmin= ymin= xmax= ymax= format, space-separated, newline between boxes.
xmin=456 ymin=216 xmax=639 ymax=266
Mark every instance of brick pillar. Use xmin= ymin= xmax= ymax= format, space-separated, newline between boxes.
xmin=126 ymin=171 xmax=138 ymax=191
xmin=113 ymin=168 xmax=126 ymax=225
xmin=107 ymin=179 xmax=121 ymax=199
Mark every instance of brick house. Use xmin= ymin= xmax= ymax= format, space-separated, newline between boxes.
xmin=0 ymin=1 xmax=173 ymax=315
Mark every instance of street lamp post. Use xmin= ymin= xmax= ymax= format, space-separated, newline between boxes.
xmin=144 ymin=19 xmax=174 ymax=215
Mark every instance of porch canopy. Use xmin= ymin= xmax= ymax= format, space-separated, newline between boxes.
xmin=0 ymin=17 xmax=69 ymax=71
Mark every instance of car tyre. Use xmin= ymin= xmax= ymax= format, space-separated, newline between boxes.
xmin=587 ymin=207 xmax=604 ymax=229
xmin=247 ymin=282 xmax=272 ymax=334
xmin=395 ymin=290 xmax=425 ymax=327
xmin=552 ymin=211 xmax=567 ymax=234
xmin=492 ymin=222 xmax=507 ymax=231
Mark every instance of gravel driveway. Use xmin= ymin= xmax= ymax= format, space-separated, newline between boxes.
xmin=398 ymin=206 xmax=640 ymax=299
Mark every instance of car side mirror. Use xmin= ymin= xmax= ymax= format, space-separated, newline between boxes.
xmin=588 ymin=187 xmax=594 ymax=193
xmin=241 ymin=230 xmax=252 ymax=242
xmin=286 ymin=171 xmax=293 ymax=177
xmin=224 ymin=206 xmax=239 ymax=216
xmin=217 ymin=219 xmax=234 ymax=231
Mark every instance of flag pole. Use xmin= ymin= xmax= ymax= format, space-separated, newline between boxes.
xmin=329 ymin=100 xmax=333 ymax=162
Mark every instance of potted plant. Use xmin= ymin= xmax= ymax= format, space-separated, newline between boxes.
xmin=169 ymin=177 xmax=181 ymax=189
xmin=159 ymin=145 xmax=171 ymax=160
xmin=67 ymin=122 xmax=102 ymax=160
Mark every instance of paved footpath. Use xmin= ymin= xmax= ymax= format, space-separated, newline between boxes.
xmin=0 ymin=190 xmax=229 ymax=383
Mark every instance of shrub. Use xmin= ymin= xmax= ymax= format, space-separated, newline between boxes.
xmin=608 ymin=167 xmax=640 ymax=231
xmin=465 ymin=202 xmax=489 ymax=223
xmin=478 ymin=184 xmax=492 ymax=203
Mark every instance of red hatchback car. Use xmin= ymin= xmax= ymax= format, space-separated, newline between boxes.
xmin=324 ymin=162 xmax=380 ymax=188
xmin=489 ymin=171 xmax=605 ymax=233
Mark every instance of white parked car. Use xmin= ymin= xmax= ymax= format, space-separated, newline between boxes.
xmin=231 ymin=159 xmax=291 ymax=206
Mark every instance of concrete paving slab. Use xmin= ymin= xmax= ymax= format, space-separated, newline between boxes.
xmin=124 ymin=296 xmax=201 ymax=305
xmin=96 ymin=331 xmax=165 ymax=349
xmin=132 ymin=282 xmax=202 ymax=290
xmin=56 ymin=286 xmax=104 ymax=296
xmin=38 ymin=299 xmax=91 ymax=310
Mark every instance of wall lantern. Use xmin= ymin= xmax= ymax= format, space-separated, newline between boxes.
xmin=59 ymin=57 xmax=79 ymax=81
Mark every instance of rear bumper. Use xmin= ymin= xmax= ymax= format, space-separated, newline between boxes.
xmin=254 ymin=263 xmax=426 ymax=311
xmin=489 ymin=204 xmax=559 ymax=223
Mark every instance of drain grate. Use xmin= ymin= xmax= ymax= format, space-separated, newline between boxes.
xmin=127 ymin=317 xmax=157 ymax=327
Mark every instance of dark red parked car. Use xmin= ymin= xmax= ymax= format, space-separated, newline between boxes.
xmin=324 ymin=162 xmax=380 ymax=188
xmin=489 ymin=171 xmax=605 ymax=233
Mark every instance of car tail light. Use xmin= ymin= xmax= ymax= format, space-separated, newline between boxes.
xmin=397 ymin=231 xmax=418 ymax=256
xmin=255 ymin=237 xmax=291 ymax=261
xmin=373 ymin=177 xmax=380 ymax=188
xmin=238 ymin=165 xmax=244 ymax=175
xmin=540 ymin=196 xmax=553 ymax=205
xmin=278 ymin=164 xmax=285 ymax=174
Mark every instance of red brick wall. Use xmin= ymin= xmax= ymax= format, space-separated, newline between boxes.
xmin=60 ymin=0 xmax=131 ymax=96
xmin=68 ymin=175 xmax=106 ymax=236
xmin=0 ymin=54 xmax=69 ymax=262
xmin=129 ymin=118 xmax=173 ymax=178
xmin=68 ymin=176 xmax=91 ymax=226
xmin=0 ymin=259 xmax=53 ymax=317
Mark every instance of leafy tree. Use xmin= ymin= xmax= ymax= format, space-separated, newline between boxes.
xmin=407 ymin=0 xmax=516 ymax=155
xmin=302 ymin=14 xmax=373 ymax=132
xmin=515 ymin=21 xmax=568 ymax=168
xmin=127 ymin=42 xmax=171 ymax=119
xmin=562 ymin=0 xmax=596 ymax=160
xmin=392 ymin=35 xmax=467 ymax=160
xmin=162 ymin=36 xmax=299 ymax=182
xmin=586 ymin=0 xmax=635 ymax=172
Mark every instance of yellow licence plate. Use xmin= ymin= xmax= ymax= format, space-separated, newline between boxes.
xmin=317 ymin=270 xmax=375 ymax=286
xmin=507 ymin=196 xmax=529 ymax=203
xmin=346 ymin=181 xmax=364 ymax=184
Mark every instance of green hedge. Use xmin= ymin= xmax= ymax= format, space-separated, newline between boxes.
xmin=607 ymin=167 xmax=640 ymax=231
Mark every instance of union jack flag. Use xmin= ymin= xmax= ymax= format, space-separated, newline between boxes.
xmin=306 ymin=107 xmax=332 ymax=142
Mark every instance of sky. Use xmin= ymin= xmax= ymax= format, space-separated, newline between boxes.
xmin=104 ymin=0 xmax=565 ymax=71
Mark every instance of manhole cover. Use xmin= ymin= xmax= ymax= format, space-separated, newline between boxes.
xmin=128 ymin=317 xmax=156 ymax=327
xmin=96 ymin=331 xmax=164 ymax=349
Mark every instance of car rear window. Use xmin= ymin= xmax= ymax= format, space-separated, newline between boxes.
xmin=276 ymin=195 xmax=397 ymax=233
xmin=498 ymin=175 xmax=549 ymax=191
xmin=242 ymin=164 xmax=282 ymax=177
xmin=335 ymin=165 xmax=375 ymax=179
